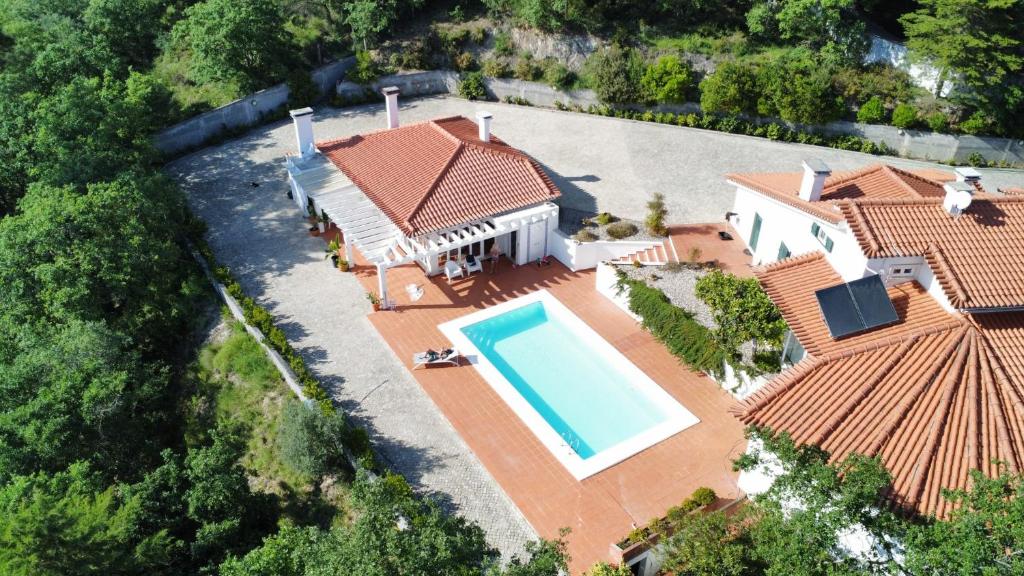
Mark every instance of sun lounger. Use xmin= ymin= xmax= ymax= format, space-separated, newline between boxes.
xmin=412 ymin=348 xmax=460 ymax=369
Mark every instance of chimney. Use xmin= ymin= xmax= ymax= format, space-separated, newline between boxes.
xmin=382 ymin=86 xmax=400 ymax=129
xmin=955 ymin=166 xmax=982 ymax=183
xmin=289 ymin=107 xmax=315 ymax=157
xmin=799 ymin=159 xmax=831 ymax=202
xmin=476 ymin=111 xmax=493 ymax=142
xmin=943 ymin=181 xmax=975 ymax=217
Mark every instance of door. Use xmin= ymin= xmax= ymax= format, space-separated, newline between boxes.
xmin=527 ymin=220 xmax=546 ymax=262
xmin=749 ymin=212 xmax=763 ymax=252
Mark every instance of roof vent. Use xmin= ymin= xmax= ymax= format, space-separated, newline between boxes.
xmin=800 ymin=159 xmax=831 ymax=202
xmin=942 ymin=181 xmax=974 ymax=217
xmin=382 ymin=86 xmax=400 ymax=129
xmin=955 ymin=166 xmax=982 ymax=183
xmin=476 ymin=111 xmax=493 ymax=142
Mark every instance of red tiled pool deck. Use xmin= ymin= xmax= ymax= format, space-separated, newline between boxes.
xmin=325 ymin=229 xmax=747 ymax=573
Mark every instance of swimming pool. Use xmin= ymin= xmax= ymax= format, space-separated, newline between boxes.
xmin=439 ymin=290 xmax=698 ymax=480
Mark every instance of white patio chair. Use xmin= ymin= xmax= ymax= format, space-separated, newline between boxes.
xmin=464 ymin=255 xmax=483 ymax=275
xmin=405 ymin=283 xmax=424 ymax=302
xmin=444 ymin=260 xmax=463 ymax=283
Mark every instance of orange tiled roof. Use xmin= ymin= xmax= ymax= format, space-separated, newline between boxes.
xmin=754 ymin=253 xmax=960 ymax=356
xmin=842 ymin=197 xmax=1024 ymax=309
xmin=318 ymin=116 xmax=560 ymax=236
xmin=736 ymin=253 xmax=1024 ymax=517
xmin=727 ymin=164 xmax=956 ymax=224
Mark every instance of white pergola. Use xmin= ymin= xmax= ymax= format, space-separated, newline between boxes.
xmin=288 ymin=154 xmax=558 ymax=307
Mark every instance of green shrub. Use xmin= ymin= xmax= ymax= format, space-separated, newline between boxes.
xmin=493 ymin=31 xmax=514 ymax=57
xmin=574 ymin=229 xmax=598 ymax=242
xmin=458 ymin=71 xmax=487 ymax=100
xmin=286 ymin=70 xmax=320 ymax=108
xmin=350 ymin=50 xmax=378 ymax=85
xmin=641 ymin=55 xmax=693 ymax=104
xmin=891 ymin=103 xmax=918 ymax=129
xmin=481 ymin=58 xmax=510 ymax=77
xmin=454 ymin=51 xmax=476 ymax=71
xmin=279 ymin=399 xmax=349 ymax=479
xmin=617 ymin=272 xmax=729 ymax=376
xmin=856 ymin=96 xmax=886 ymax=124
xmin=757 ymin=49 xmax=844 ymax=124
xmin=699 ymin=61 xmax=759 ymax=115
xmin=926 ymin=112 xmax=949 ymax=133
xmin=690 ymin=487 xmax=716 ymax=507
xmin=583 ymin=45 xmax=645 ymax=104
xmin=542 ymin=59 xmax=573 ymax=89
xmin=958 ymin=110 xmax=991 ymax=135
xmin=968 ymin=152 xmax=987 ymax=167
xmin=513 ymin=56 xmax=540 ymax=81
xmin=469 ymin=27 xmax=486 ymax=44
xmin=606 ymin=221 xmax=638 ymax=239
xmin=594 ymin=212 xmax=614 ymax=225
xmin=645 ymin=193 xmax=668 ymax=236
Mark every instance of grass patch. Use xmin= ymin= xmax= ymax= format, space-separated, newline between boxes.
xmin=649 ymin=31 xmax=749 ymax=57
xmin=188 ymin=319 xmax=351 ymax=528
xmin=151 ymin=49 xmax=243 ymax=120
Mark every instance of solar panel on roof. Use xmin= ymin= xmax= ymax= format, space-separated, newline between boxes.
xmin=815 ymin=275 xmax=899 ymax=339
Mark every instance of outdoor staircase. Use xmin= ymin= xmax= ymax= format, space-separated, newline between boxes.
xmin=612 ymin=239 xmax=677 ymax=266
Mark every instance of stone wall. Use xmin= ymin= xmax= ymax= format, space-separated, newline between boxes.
xmin=154 ymin=58 xmax=356 ymax=155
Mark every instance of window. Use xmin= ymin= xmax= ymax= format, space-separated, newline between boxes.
xmin=810 ymin=222 xmax=834 ymax=253
xmin=777 ymin=242 xmax=791 ymax=260
xmin=890 ymin=265 xmax=915 ymax=277
xmin=750 ymin=213 xmax=763 ymax=251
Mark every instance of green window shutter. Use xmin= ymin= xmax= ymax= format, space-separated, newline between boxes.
xmin=825 ymin=237 xmax=834 ymax=252
xmin=811 ymin=222 xmax=820 ymax=236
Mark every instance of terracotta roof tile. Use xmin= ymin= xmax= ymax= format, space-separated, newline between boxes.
xmin=840 ymin=197 xmax=1024 ymax=309
xmin=737 ymin=252 xmax=1024 ymax=517
xmin=318 ymin=116 xmax=560 ymax=235
xmin=727 ymin=164 xmax=957 ymax=224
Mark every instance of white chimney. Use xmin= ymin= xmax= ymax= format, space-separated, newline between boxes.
xmin=476 ymin=111 xmax=493 ymax=142
xmin=382 ymin=86 xmax=400 ymax=129
xmin=943 ymin=181 xmax=975 ymax=217
xmin=289 ymin=107 xmax=315 ymax=157
xmin=799 ymin=159 xmax=831 ymax=202
xmin=955 ymin=166 xmax=982 ymax=183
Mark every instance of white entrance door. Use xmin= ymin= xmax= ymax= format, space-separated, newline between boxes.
xmin=527 ymin=220 xmax=546 ymax=262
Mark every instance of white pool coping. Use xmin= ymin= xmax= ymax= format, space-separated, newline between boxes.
xmin=438 ymin=290 xmax=699 ymax=481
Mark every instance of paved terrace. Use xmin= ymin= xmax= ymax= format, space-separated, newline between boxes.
xmin=168 ymin=95 xmax=1023 ymax=567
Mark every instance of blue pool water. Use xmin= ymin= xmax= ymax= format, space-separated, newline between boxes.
xmin=460 ymin=301 xmax=669 ymax=459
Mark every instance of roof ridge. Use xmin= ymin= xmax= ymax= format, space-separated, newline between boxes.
xmin=752 ymin=251 xmax=825 ymax=276
xmin=881 ymin=165 xmax=929 ymax=198
xmin=815 ymin=319 xmax=967 ymax=363
xmin=840 ymin=201 xmax=884 ymax=257
xmin=924 ymin=244 xmax=970 ymax=308
xmin=823 ymin=164 xmax=886 ymax=189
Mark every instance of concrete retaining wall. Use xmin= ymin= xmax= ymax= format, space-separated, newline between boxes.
xmin=155 ymin=58 xmax=356 ymax=155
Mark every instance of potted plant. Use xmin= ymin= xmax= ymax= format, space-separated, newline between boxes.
xmin=317 ymin=212 xmax=328 ymax=234
xmin=325 ymin=238 xmax=341 ymax=265
xmin=366 ymin=291 xmax=381 ymax=311
xmin=337 ymin=258 xmax=350 ymax=272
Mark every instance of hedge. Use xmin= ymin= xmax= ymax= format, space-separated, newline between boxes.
xmin=615 ymin=270 xmax=732 ymax=377
xmin=195 ymin=239 xmax=378 ymax=471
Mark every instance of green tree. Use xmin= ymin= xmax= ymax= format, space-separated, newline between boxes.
xmin=890 ymin=102 xmax=919 ymax=128
xmin=0 ymin=462 xmax=175 ymax=575
xmin=584 ymin=562 xmax=631 ymax=576
xmin=279 ymin=399 xmax=349 ymax=480
xmin=699 ymin=61 xmax=760 ymax=116
xmin=695 ymin=269 xmax=787 ymax=350
xmin=662 ymin=511 xmax=748 ymax=576
xmin=856 ymin=95 xmax=886 ymax=124
xmin=757 ymin=49 xmax=844 ymax=124
xmin=583 ymin=45 xmax=645 ymax=104
xmin=83 ymin=0 xmax=166 ymax=67
xmin=904 ymin=467 xmax=1024 ymax=574
xmin=641 ymin=55 xmax=693 ymax=104
xmin=747 ymin=0 xmax=869 ymax=66
xmin=173 ymin=0 xmax=293 ymax=92
xmin=344 ymin=0 xmax=426 ymax=50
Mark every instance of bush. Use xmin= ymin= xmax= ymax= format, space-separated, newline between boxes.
xmin=641 ymin=55 xmax=693 ymax=104
xmin=958 ymin=110 xmax=991 ymax=135
xmin=594 ymin=212 xmax=614 ymax=225
xmin=690 ymin=487 xmax=716 ymax=507
xmin=699 ymin=61 xmax=759 ymax=116
xmin=279 ymin=399 xmax=349 ymax=479
xmin=606 ymin=221 xmax=638 ymax=239
xmin=758 ymin=49 xmax=844 ymax=124
xmin=470 ymin=27 xmax=486 ymax=44
xmin=350 ymin=50 xmax=378 ymax=85
xmin=454 ymin=51 xmax=476 ymax=71
xmin=891 ymin=103 xmax=918 ymax=129
xmin=542 ymin=59 xmax=573 ymax=90
xmin=458 ymin=71 xmax=487 ymax=100
xmin=513 ymin=56 xmax=540 ymax=81
xmin=481 ymin=58 xmax=510 ymax=78
xmin=856 ymin=96 xmax=886 ymax=124
xmin=493 ymin=31 xmax=514 ymax=57
xmin=583 ymin=45 xmax=645 ymax=104
xmin=926 ymin=112 xmax=949 ymax=133
xmin=286 ymin=70 xmax=320 ymax=108
xmin=574 ymin=229 xmax=598 ymax=242
xmin=645 ymin=193 xmax=668 ymax=236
